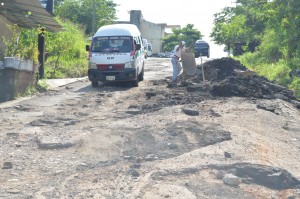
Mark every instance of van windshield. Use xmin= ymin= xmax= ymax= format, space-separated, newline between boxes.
xmin=92 ymin=36 xmax=133 ymax=53
xmin=194 ymin=42 xmax=209 ymax=49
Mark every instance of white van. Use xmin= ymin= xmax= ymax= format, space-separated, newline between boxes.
xmin=86 ymin=24 xmax=145 ymax=87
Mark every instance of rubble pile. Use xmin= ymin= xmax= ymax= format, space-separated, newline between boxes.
xmin=201 ymin=57 xmax=247 ymax=81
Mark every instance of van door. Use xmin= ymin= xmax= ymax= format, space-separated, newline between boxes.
xmin=134 ymin=36 xmax=144 ymax=75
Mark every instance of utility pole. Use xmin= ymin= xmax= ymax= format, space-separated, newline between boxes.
xmin=38 ymin=28 xmax=46 ymax=79
xmin=37 ymin=0 xmax=54 ymax=79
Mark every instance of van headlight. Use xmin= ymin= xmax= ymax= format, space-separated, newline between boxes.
xmin=124 ymin=61 xmax=135 ymax=69
xmin=89 ymin=62 xmax=97 ymax=69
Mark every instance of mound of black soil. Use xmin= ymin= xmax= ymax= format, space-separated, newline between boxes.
xmin=201 ymin=57 xmax=247 ymax=81
xmin=192 ymin=57 xmax=299 ymax=108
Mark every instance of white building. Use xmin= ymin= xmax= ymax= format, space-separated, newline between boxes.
xmin=118 ymin=10 xmax=180 ymax=55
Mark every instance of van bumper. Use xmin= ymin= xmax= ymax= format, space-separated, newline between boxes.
xmin=88 ymin=69 xmax=137 ymax=82
xmin=194 ymin=49 xmax=209 ymax=57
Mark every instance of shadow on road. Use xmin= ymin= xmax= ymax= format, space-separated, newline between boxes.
xmin=75 ymin=81 xmax=134 ymax=93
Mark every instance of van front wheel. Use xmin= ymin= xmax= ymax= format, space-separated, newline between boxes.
xmin=91 ymin=81 xmax=98 ymax=87
xmin=138 ymin=67 xmax=144 ymax=81
xmin=132 ymin=78 xmax=139 ymax=87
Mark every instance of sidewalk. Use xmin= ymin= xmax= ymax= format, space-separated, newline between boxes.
xmin=0 ymin=77 xmax=88 ymax=108
xmin=44 ymin=77 xmax=88 ymax=90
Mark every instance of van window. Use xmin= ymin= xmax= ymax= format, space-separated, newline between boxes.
xmin=92 ymin=36 xmax=133 ymax=53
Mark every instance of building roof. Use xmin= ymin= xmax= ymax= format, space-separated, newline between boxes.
xmin=0 ymin=0 xmax=62 ymax=32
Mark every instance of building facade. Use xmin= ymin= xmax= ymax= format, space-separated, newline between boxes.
xmin=119 ymin=10 xmax=180 ymax=55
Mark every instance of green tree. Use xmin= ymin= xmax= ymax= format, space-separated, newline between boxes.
xmin=162 ymin=24 xmax=203 ymax=52
xmin=2 ymin=25 xmax=38 ymax=62
xmin=55 ymin=0 xmax=117 ymax=35
xmin=270 ymin=0 xmax=300 ymax=60
xmin=211 ymin=0 xmax=270 ymax=55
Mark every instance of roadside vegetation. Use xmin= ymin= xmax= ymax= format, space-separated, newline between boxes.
xmin=20 ymin=80 xmax=49 ymax=98
xmin=44 ymin=19 xmax=88 ymax=79
xmin=210 ymin=0 xmax=300 ymax=98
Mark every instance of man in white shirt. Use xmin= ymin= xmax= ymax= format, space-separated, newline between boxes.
xmin=171 ymin=41 xmax=185 ymax=86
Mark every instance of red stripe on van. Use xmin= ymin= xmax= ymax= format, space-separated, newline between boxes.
xmin=97 ymin=64 xmax=125 ymax=70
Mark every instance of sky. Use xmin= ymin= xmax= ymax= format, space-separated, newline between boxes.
xmin=112 ymin=0 xmax=235 ymax=58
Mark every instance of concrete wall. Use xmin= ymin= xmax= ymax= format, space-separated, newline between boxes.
xmin=130 ymin=10 xmax=142 ymax=30
xmin=140 ymin=20 xmax=167 ymax=54
xmin=129 ymin=10 xmax=167 ymax=55
xmin=0 ymin=68 xmax=35 ymax=102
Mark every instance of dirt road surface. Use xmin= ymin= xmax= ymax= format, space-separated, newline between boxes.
xmin=1 ymin=57 xmax=300 ymax=199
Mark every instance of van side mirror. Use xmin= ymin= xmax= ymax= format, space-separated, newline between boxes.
xmin=86 ymin=45 xmax=90 ymax=51
xmin=135 ymin=44 xmax=141 ymax=51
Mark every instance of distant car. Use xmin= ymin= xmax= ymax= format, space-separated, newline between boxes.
xmin=194 ymin=40 xmax=210 ymax=58
xmin=165 ymin=51 xmax=172 ymax=58
xmin=157 ymin=52 xmax=166 ymax=57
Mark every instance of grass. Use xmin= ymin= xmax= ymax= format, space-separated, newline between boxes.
xmin=19 ymin=80 xmax=49 ymax=98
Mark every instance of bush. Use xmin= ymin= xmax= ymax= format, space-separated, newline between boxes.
xmin=287 ymin=57 xmax=300 ymax=71
xmin=289 ymin=77 xmax=300 ymax=99
xmin=19 ymin=80 xmax=49 ymax=98
xmin=44 ymin=18 xmax=88 ymax=79
xmin=237 ymin=51 xmax=261 ymax=70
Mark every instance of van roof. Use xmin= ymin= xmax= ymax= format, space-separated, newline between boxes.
xmin=94 ymin=24 xmax=141 ymax=37
xmin=195 ymin=40 xmax=208 ymax=44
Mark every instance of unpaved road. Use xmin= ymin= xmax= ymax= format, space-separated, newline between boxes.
xmin=0 ymin=57 xmax=300 ymax=199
